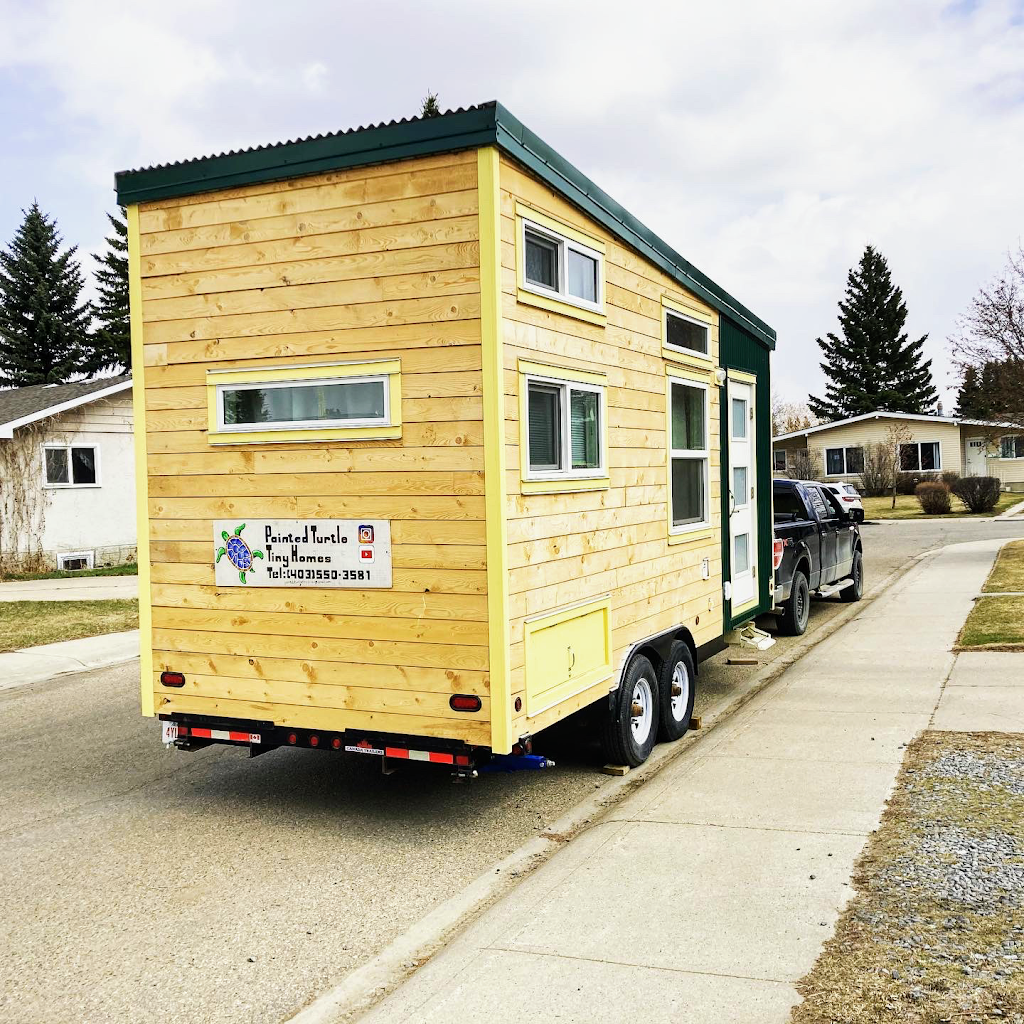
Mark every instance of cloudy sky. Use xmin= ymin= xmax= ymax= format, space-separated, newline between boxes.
xmin=2 ymin=0 xmax=1022 ymax=408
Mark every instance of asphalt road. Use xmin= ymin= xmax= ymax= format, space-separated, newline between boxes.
xmin=2 ymin=517 xmax=1022 ymax=1024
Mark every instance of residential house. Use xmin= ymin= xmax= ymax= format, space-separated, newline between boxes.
xmin=0 ymin=376 xmax=136 ymax=571
xmin=774 ymin=411 xmax=1024 ymax=491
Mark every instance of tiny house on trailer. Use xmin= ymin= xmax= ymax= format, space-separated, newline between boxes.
xmin=116 ymin=102 xmax=776 ymax=773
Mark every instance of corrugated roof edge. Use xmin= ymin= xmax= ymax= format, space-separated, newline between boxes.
xmin=114 ymin=101 xmax=775 ymax=350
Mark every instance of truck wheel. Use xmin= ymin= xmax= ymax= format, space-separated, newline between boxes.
xmin=841 ymin=550 xmax=864 ymax=602
xmin=600 ymin=655 xmax=659 ymax=767
xmin=780 ymin=570 xmax=810 ymax=636
xmin=657 ymin=641 xmax=696 ymax=742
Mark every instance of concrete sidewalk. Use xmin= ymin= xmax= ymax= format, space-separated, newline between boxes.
xmin=0 ymin=630 xmax=139 ymax=691
xmin=357 ymin=539 xmax=1016 ymax=1024
xmin=0 ymin=574 xmax=138 ymax=602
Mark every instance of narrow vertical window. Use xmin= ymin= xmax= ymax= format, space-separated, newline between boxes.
xmin=669 ymin=381 xmax=709 ymax=530
xmin=528 ymin=383 xmax=562 ymax=472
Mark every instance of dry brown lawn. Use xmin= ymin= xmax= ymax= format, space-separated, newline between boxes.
xmin=0 ymin=600 xmax=138 ymax=652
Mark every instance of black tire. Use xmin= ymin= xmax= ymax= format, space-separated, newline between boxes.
xmin=657 ymin=641 xmax=697 ymax=742
xmin=780 ymin=570 xmax=810 ymax=636
xmin=841 ymin=549 xmax=864 ymax=602
xmin=600 ymin=655 xmax=659 ymax=767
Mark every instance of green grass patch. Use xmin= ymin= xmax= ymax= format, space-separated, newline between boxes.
xmin=792 ymin=732 xmax=1024 ymax=1024
xmin=0 ymin=562 xmax=138 ymax=583
xmin=0 ymin=599 xmax=139 ymax=652
xmin=984 ymin=540 xmax=1024 ymax=594
xmin=861 ymin=492 xmax=1020 ymax=521
xmin=958 ymin=595 xmax=1024 ymax=649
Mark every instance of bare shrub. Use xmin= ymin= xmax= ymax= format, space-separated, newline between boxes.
xmin=860 ymin=443 xmax=894 ymax=496
xmin=915 ymin=481 xmax=952 ymax=514
xmin=787 ymin=448 xmax=819 ymax=481
xmin=951 ymin=476 xmax=1002 ymax=513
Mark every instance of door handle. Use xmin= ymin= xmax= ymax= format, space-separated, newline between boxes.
xmin=568 ymin=646 xmax=575 ymax=674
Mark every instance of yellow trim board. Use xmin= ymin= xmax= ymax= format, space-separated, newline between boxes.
xmin=514 ymin=202 xmax=606 ymax=252
xmin=127 ymin=204 xmax=154 ymax=717
xmin=665 ymin=361 xmax=717 ymax=385
xmin=521 ymin=477 xmax=610 ymax=495
xmin=515 ymin=286 xmax=606 ymax=326
xmin=727 ymin=368 xmax=757 ymax=384
xmin=206 ymin=359 xmax=402 ymax=445
xmin=668 ymin=528 xmax=715 ymax=547
xmin=517 ymin=358 xmax=606 ymax=386
xmin=479 ymin=147 xmax=513 ymax=755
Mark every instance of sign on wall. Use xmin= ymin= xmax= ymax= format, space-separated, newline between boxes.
xmin=213 ymin=519 xmax=392 ymax=588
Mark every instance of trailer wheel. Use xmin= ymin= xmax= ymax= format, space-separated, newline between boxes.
xmin=841 ymin=550 xmax=864 ymax=602
xmin=779 ymin=570 xmax=809 ymax=636
xmin=657 ymin=641 xmax=696 ymax=742
xmin=600 ymin=655 xmax=659 ymax=767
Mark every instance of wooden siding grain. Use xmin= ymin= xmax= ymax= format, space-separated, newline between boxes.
xmin=137 ymin=151 xmax=487 ymax=743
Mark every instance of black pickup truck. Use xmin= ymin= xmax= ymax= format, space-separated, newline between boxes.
xmin=771 ymin=478 xmax=864 ymax=635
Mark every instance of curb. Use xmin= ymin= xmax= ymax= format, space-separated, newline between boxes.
xmin=284 ymin=552 xmax=934 ymax=1024
xmin=0 ymin=630 xmax=140 ymax=693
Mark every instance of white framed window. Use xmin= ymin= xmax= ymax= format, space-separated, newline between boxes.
xmin=215 ymin=374 xmax=390 ymax=435
xmin=773 ymin=448 xmax=787 ymax=473
xmin=57 ymin=550 xmax=94 ymax=571
xmin=42 ymin=444 xmax=100 ymax=488
xmin=1001 ymin=435 xmax=1024 ymax=459
xmin=899 ymin=441 xmax=941 ymax=472
xmin=524 ymin=374 xmax=606 ymax=481
xmin=669 ymin=379 xmax=710 ymax=532
xmin=664 ymin=307 xmax=710 ymax=359
xmin=521 ymin=218 xmax=604 ymax=313
xmin=825 ymin=446 xmax=865 ymax=476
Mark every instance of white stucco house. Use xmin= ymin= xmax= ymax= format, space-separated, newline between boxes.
xmin=0 ymin=375 xmax=135 ymax=572
xmin=773 ymin=411 xmax=1024 ymax=491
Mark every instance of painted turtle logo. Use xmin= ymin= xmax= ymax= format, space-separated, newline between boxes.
xmin=215 ymin=523 xmax=264 ymax=583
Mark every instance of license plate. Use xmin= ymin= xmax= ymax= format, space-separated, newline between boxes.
xmin=161 ymin=722 xmax=179 ymax=744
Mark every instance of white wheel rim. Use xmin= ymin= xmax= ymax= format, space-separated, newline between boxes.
xmin=670 ymin=661 xmax=690 ymax=722
xmin=630 ymin=675 xmax=654 ymax=745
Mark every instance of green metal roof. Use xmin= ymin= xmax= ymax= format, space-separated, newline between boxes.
xmin=115 ymin=102 xmax=775 ymax=349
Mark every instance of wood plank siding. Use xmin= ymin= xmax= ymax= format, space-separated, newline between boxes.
xmin=135 ymin=150 xmax=491 ymax=745
xmin=496 ymin=155 xmax=725 ymax=740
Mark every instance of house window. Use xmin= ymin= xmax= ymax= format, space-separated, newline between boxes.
xmin=900 ymin=441 xmax=941 ymax=472
xmin=669 ymin=380 xmax=709 ymax=531
xmin=206 ymin=359 xmax=402 ymax=445
xmin=773 ymin=449 xmax=787 ymax=473
xmin=43 ymin=444 xmax=99 ymax=487
xmin=664 ymin=308 xmax=710 ymax=358
xmin=522 ymin=219 xmax=603 ymax=311
xmin=825 ymin=446 xmax=865 ymax=476
xmin=217 ymin=376 xmax=389 ymax=434
xmin=524 ymin=375 xmax=605 ymax=480
xmin=1001 ymin=435 xmax=1024 ymax=459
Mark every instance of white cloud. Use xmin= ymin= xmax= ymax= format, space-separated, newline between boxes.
xmin=1 ymin=0 xmax=1023 ymax=407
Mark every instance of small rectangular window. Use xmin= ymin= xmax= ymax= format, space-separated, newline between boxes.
xmin=734 ymin=533 xmax=750 ymax=573
xmin=664 ymin=308 xmax=710 ymax=357
xmin=733 ymin=466 xmax=748 ymax=507
xmin=825 ymin=447 xmax=845 ymax=475
xmin=773 ymin=449 xmax=787 ymax=473
xmin=525 ymin=376 xmax=605 ymax=481
xmin=1002 ymin=435 xmax=1024 ymax=458
xmin=731 ymin=398 xmax=748 ymax=439
xmin=669 ymin=380 xmax=709 ymax=531
xmin=520 ymin=218 xmax=603 ymax=313
xmin=218 ymin=376 xmax=388 ymax=433
xmin=43 ymin=445 xmax=99 ymax=487
xmin=899 ymin=441 xmax=941 ymax=473
xmin=845 ymin=447 xmax=865 ymax=475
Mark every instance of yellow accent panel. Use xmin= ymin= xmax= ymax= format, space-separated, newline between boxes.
xmin=128 ymin=205 xmax=155 ymax=718
xmin=205 ymin=360 xmax=402 ymax=445
xmin=515 ymin=287 xmax=606 ymax=326
xmin=520 ymin=477 xmax=610 ymax=495
xmin=523 ymin=597 xmax=613 ymax=717
xmin=728 ymin=369 xmax=757 ymax=384
xmin=479 ymin=147 xmax=513 ymax=755
xmin=514 ymin=202 xmax=606 ymax=252
xmin=661 ymin=294 xmax=713 ymax=323
xmin=668 ymin=529 xmax=715 ymax=547
xmin=517 ymin=359 xmax=606 ymax=386
xmin=665 ymin=361 xmax=717 ymax=384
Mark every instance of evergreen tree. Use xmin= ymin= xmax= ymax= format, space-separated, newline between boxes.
xmin=0 ymin=202 xmax=91 ymax=386
xmin=955 ymin=364 xmax=985 ymax=418
xmin=88 ymin=207 xmax=131 ymax=372
xmin=420 ymin=91 xmax=441 ymax=118
xmin=808 ymin=245 xmax=938 ymax=421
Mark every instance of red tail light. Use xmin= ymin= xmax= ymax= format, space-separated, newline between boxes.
xmin=772 ymin=538 xmax=784 ymax=571
xmin=309 ymin=735 xmax=319 ymax=747
xmin=449 ymin=694 xmax=482 ymax=712
xmin=160 ymin=671 xmax=185 ymax=687
xmin=331 ymin=737 xmax=342 ymax=750
xmin=288 ymin=733 xmax=297 ymax=745
xmin=842 ymin=495 xmax=856 ymax=502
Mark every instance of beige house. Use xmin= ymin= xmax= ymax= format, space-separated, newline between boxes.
xmin=774 ymin=411 xmax=1024 ymax=491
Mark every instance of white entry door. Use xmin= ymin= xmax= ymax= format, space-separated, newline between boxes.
xmin=965 ymin=437 xmax=986 ymax=477
xmin=728 ymin=379 xmax=756 ymax=610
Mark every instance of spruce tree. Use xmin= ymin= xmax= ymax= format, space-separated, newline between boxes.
xmin=955 ymin=365 xmax=983 ymax=418
xmin=0 ymin=202 xmax=91 ymax=386
xmin=88 ymin=207 xmax=131 ymax=372
xmin=420 ymin=91 xmax=441 ymax=118
xmin=808 ymin=245 xmax=937 ymax=421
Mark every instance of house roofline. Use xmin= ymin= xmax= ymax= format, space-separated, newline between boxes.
xmin=774 ymin=410 xmax=1017 ymax=443
xmin=0 ymin=379 xmax=134 ymax=438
